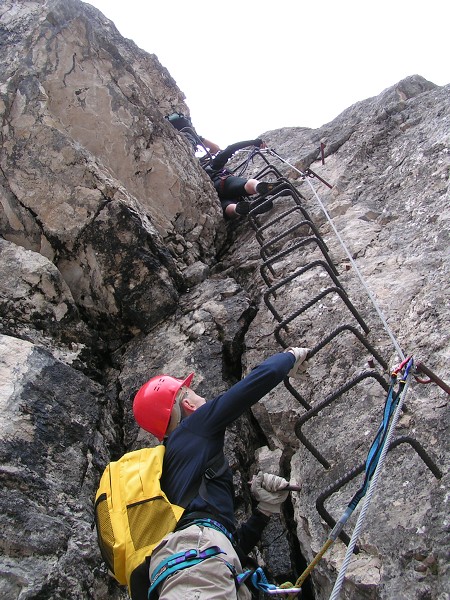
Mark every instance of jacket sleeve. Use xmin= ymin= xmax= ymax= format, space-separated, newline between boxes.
xmin=209 ymin=139 xmax=263 ymax=170
xmin=235 ymin=510 xmax=271 ymax=554
xmin=187 ymin=352 xmax=295 ymax=437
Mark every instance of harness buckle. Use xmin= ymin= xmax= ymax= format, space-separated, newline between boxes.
xmin=204 ymin=467 xmax=216 ymax=479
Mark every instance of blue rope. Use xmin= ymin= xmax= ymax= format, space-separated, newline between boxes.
xmin=348 ymin=376 xmax=400 ymax=510
xmin=329 ymin=358 xmax=414 ymax=599
xmin=331 ymin=359 xmax=413 ymax=538
xmin=349 ymin=360 xmax=414 ymax=510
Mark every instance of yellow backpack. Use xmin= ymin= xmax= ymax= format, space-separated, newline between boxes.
xmin=94 ymin=445 xmax=226 ymax=598
xmin=94 ymin=446 xmax=183 ymax=592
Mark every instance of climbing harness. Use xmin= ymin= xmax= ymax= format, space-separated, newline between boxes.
xmin=176 ymin=517 xmax=235 ymax=544
xmin=148 ymin=546 xmax=225 ymax=598
xmin=148 ymin=536 xmax=302 ymax=598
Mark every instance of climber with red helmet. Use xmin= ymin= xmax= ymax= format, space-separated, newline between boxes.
xmin=133 ymin=372 xmax=196 ymax=441
xmin=133 ymin=347 xmax=309 ymax=599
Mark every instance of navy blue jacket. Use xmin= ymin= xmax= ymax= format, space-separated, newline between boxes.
xmin=161 ymin=352 xmax=295 ymax=553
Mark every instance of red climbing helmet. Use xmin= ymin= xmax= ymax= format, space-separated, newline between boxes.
xmin=133 ymin=372 xmax=195 ymax=441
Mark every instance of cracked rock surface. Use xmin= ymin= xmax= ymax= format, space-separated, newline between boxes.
xmin=0 ymin=1 xmax=448 ymax=599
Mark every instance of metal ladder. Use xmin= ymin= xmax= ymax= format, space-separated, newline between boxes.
xmin=234 ymin=149 xmax=443 ymax=543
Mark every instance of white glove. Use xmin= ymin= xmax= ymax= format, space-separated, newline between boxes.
xmin=285 ymin=347 xmax=309 ymax=378
xmin=251 ymin=471 xmax=290 ymax=514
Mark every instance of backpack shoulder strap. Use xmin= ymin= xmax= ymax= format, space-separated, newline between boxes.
xmin=180 ymin=452 xmax=229 ymax=508
xmin=204 ymin=452 xmax=229 ymax=480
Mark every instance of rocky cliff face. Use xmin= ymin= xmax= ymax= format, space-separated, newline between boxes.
xmin=0 ymin=1 xmax=448 ymax=600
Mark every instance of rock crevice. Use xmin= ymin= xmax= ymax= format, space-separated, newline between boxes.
xmin=0 ymin=1 xmax=448 ymax=599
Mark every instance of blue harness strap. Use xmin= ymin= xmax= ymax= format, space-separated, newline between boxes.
xmin=149 ymin=546 xmax=224 ymax=598
xmin=184 ymin=518 xmax=235 ymax=543
xmin=148 ymin=522 xmax=296 ymax=598
xmin=148 ymin=519 xmax=245 ymax=598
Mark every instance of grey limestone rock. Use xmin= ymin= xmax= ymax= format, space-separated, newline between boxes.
xmin=0 ymin=1 xmax=448 ymax=598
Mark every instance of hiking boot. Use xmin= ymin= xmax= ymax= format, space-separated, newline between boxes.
xmin=277 ymin=186 xmax=292 ymax=197
xmin=235 ymin=201 xmax=250 ymax=216
xmin=255 ymin=181 xmax=277 ymax=195
xmin=249 ymin=199 xmax=274 ymax=215
xmin=256 ymin=181 xmax=292 ymax=197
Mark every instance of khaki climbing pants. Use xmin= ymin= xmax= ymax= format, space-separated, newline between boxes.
xmin=149 ymin=523 xmax=252 ymax=600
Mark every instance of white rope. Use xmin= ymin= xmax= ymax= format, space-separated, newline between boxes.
xmin=328 ymin=368 xmax=413 ymax=600
xmin=267 ymin=149 xmax=405 ymax=361
xmin=304 ymin=178 xmax=405 ymax=361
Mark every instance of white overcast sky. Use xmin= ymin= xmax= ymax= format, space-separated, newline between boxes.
xmin=83 ymin=0 xmax=449 ymax=148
